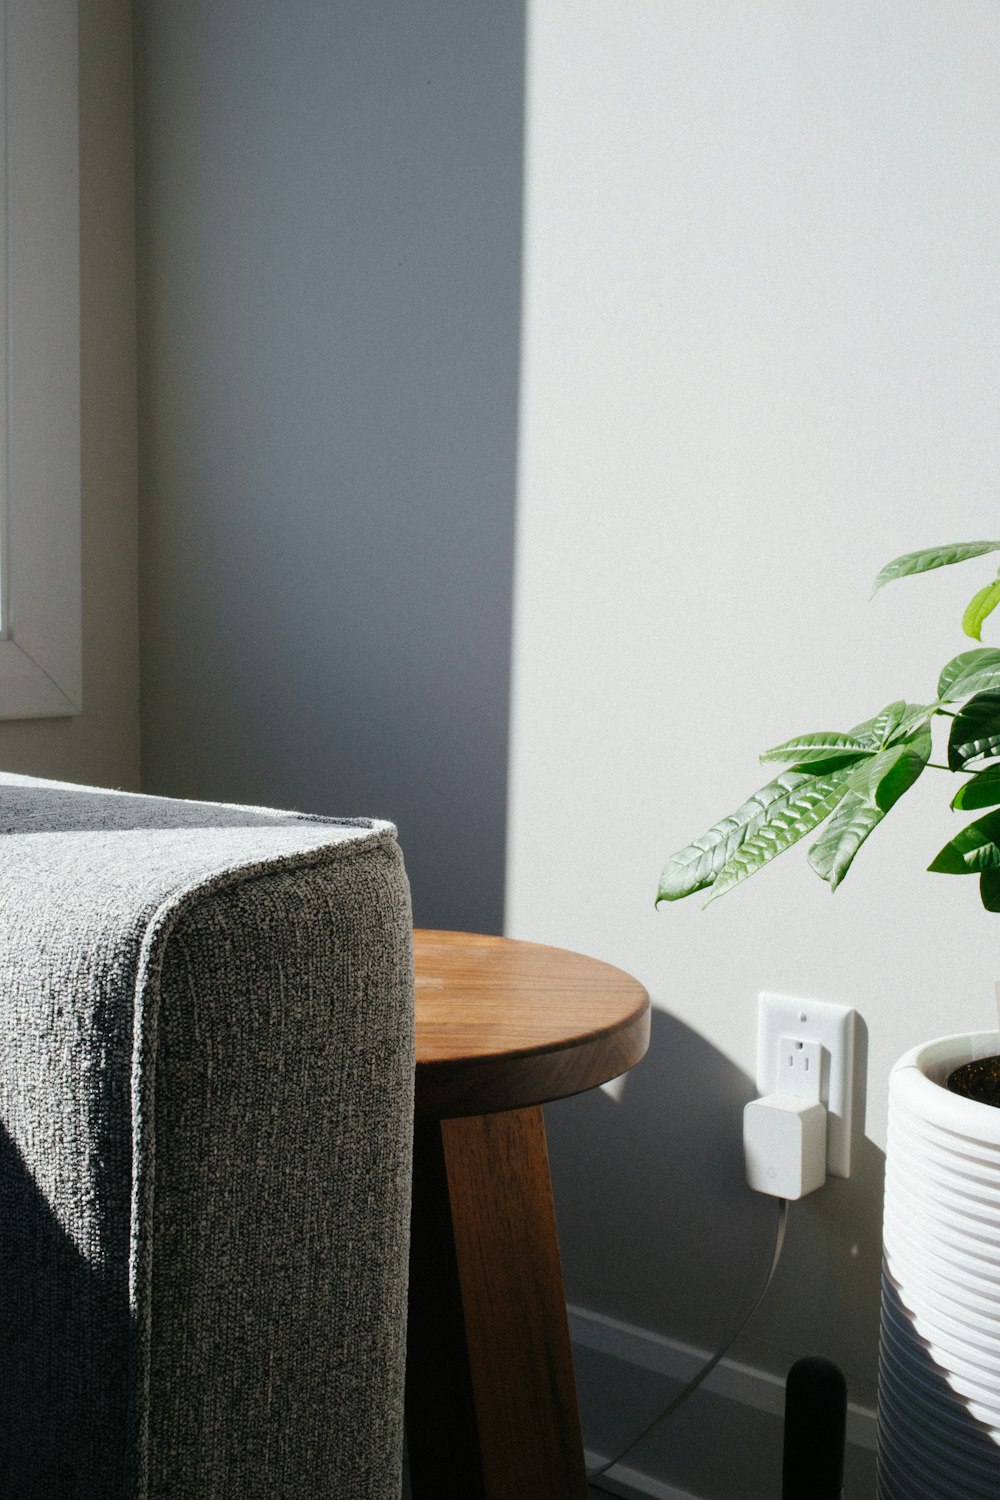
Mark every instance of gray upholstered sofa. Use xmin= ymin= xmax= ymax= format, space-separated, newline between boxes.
xmin=0 ymin=773 xmax=414 ymax=1500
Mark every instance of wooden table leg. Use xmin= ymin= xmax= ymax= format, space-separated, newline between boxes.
xmin=406 ymin=1105 xmax=588 ymax=1500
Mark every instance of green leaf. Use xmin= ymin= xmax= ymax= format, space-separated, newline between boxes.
xmin=808 ymin=795 xmax=885 ymax=890
xmin=929 ymin=809 xmax=1000 ymax=874
xmin=953 ymin=767 xmax=1000 ymax=811
xmin=759 ymin=731 xmax=871 ymax=767
xmin=848 ymin=701 xmax=908 ymax=747
xmin=948 ymin=692 xmax=1000 ymax=770
xmin=759 ymin=703 xmax=935 ymax=772
xmin=656 ymin=771 xmax=822 ymax=902
xmin=657 ymin=769 xmax=823 ymax=902
xmin=703 ymin=772 xmax=851 ymax=905
xmin=849 ymin=700 xmax=938 ymax=750
xmin=847 ymin=733 xmax=931 ymax=807
xmin=938 ymin=648 xmax=1000 ymax=702
xmin=810 ymin=736 xmax=930 ymax=890
xmin=887 ymin=703 xmax=941 ymax=741
xmin=963 ymin=580 xmax=1000 ymax=642
xmin=981 ymin=870 xmax=1000 ymax=912
xmin=871 ymin=541 xmax=1000 ymax=597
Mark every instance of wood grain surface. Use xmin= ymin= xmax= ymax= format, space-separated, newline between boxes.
xmin=406 ymin=1107 xmax=588 ymax=1500
xmin=413 ymin=929 xmax=650 ymax=1120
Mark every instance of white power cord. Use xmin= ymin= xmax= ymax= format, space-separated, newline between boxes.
xmin=586 ymin=1196 xmax=789 ymax=1482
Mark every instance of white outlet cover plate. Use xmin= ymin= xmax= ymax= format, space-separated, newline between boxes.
xmin=757 ymin=992 xmax=857 ymax=1179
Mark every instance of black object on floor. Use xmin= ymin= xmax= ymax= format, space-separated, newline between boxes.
xmin=781 ymin=1356 xmax=847 ymax=1499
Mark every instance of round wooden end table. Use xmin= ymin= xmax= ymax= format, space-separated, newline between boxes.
xmin=406 ymin=929 xmax=650 ymax=1500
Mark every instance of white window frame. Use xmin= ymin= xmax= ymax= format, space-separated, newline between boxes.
xmin=0 ymin=0 xmax=80 ymax=718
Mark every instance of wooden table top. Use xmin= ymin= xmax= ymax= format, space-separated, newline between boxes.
xmin=413 ymin=929 xmax=650 ymax=1121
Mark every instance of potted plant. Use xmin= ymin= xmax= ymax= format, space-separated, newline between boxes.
xmin=658 ymin=540 xmax=1000 ymax=1500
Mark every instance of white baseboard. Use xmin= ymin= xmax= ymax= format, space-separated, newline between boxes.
xmin=584 ymin=1452 xmax=704 ymax=1499
xmin=571 ymin=1303 xmax=876 ymax=1499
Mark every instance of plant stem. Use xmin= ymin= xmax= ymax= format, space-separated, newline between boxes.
xmin=926 ymin=762 xmax=952 ymax=772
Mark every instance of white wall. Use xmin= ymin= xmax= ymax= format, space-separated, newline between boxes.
xmin=0 ymin=0 xmax=139 ymax=788
xmin=508 ymin=3 xmax=1000 ymax=1494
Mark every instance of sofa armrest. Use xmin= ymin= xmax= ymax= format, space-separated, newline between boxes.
xmin=0 ymin=776 xmax=414 ymax=1500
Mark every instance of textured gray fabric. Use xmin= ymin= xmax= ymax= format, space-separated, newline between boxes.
xmin=0 ymin=774 xmax=414 ymax=1499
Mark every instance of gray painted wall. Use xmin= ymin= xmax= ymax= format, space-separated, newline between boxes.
xmin=134 ymin=2 xmax=523 ymax=932
xmin=0 ymin=0 xmax=140 ymax=789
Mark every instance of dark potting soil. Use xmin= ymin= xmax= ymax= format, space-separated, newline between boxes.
xmin=947 ymin=1054 xmax=1000 ymax=1108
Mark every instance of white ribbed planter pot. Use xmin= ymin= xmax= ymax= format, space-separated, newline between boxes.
xmin=880 ymin=1033 xmax=1000 ymax=1500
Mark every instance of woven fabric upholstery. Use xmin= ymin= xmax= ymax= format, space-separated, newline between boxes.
xmin=0 ymin=773 xmax=414 ymax=1500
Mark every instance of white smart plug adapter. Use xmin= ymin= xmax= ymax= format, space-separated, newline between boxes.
xmin=743 ymin=1093 xmax=827 ymax=1199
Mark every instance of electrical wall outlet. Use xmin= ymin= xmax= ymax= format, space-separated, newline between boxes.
xmin=757 ymin=993 xmax=858 ymax=1179
xmin=778 ymin=1035 xmax=823 ymax=1103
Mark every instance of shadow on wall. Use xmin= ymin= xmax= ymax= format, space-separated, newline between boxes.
xmin=546 ymin=1006 xmax=885 ymax=1481
xmin=0 ymin=1125 xmax=131 ymax=1500
xmin=135 ymin=2 xmax=526 ymax=938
